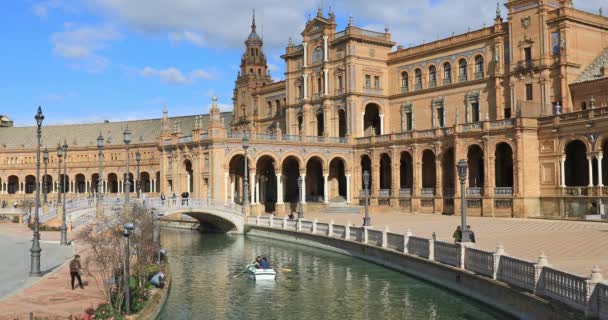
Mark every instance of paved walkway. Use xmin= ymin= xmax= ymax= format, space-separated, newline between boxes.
xmin=0 ymin=224 xmax=106 ymax=320
xmin=303 ymin=212 xmax=608 ymax=277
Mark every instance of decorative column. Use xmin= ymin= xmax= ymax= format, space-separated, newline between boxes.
xmin=345 ymin=174 xmax=351 ymax=203
xmin=379 ymin=113 xmax=384 ymax=135
xmin=255 ymin=176 xmax=260 ymax=204
xmin=303 ymin=42 xmax=308 ymax=67
xmin=588 ymin=155 xmax=594 ymax=187
xmin=300 ymin=173 xmax=306 ymax=204
xmin=230 ymin=174 xmax=235 ymax=203
xmin=249 ymin=169 xmax=255 ymax=206
xmin=224 ymin=173 xmax=229 ymax=201
xmin=276 ymin=173 xmax=284 ymax=204
xmin=119 ymin=180 xmax=123 ymax=193
xmin=323 ymin=36 xmax=328 ymax=62
xmin=323 ymin=174 xmax=329 ymax=203
xmin=560 ymin=156 xmax=566 ymax=187
xmin=598 ymin=154 xmax=604 ymax=187
xmin=323 ymin=69 xmax=329 ymax=96
xmin=361 ymin=112 xmax=365 ymax=137
xmin=303 ymin=74 xmax=309 ymax=100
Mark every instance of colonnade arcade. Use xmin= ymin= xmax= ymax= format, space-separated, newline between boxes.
xmin=226 ymin=152 xmax=351 ymax=213
xmin=0 ymin=171 xmax=161 ymax=195
xmin=560 ymin=139 xmax=608 ymax=188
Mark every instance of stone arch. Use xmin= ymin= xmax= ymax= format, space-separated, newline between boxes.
xmin=363 ymin=103 xmax=381 ymax=136
xmin=25 ymin=175 xmax=36 ymax=194
xmin=559 ymin=136 xmax=591 ymax=155
xmin=107 ymin=173 xmax=118 ymax=193
xmin=458 ymin=57 xmax=469 ymax=81
xmin=228 ymin=154 xmax=249 ymax=204
xmin=7 ymin=175 xmax=19 ymax=194
xmin=428 ymin=64 xmax=437 ymax=86
xmin=164 ymin=209 xmax=243 ymax=233
xmin=328 ymin=157 xmax=347 ymax=201
xmin=255 ymin=155 xmax=278 ymax=213
xmin=304 ymin=153 xmax=326 ymax=171
xmin=140 ymin=171 xmax=151 ymax=193
xmin=327 ymin=154 xmax=350 ymax=173
xmin=305 ymin=156 xmax=325 ymax=203
xmin=75 ymin=173 xmax=86 ymax=193
xmin=565 ymin=140 xmax=589 ymax=187
xmin=254 ymin=152 xmax=280 ymax=167
xmin=399 ymin=151 xmax=413 ymax=191
xmin=225 ymin=152 xmax=254 ymax=171
xmin=280 ymin=153 xmax=304 ymax=169
xmin=281 ymin=156 xmax=301 ymax=208
xmin=467 ymin=145 xmax=484 ymax=190
xmin=421 ymin=150 xmax=436 ymax=189
xmin=379 ymin=153 xmax=392 ymax=190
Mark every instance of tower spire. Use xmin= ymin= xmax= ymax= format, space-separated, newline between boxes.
xmin=251 ymin=9 xmax=256 ymax=33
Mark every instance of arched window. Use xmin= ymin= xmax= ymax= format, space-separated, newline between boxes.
xmin=443 ymin=62 xmax=452 ymax=85
xmin=474 ymin=56 xmax=484 ymax=79
xmin=428 ymin=66 xmax=436 ymax=88
xmin=401 ymin=72 xmax=409 ymax=92
xmin=312 ymin=46 xmax=323 ymax=63
xmin=459 ymin=59 xmax=468 ymax=82
xmin=414 ymin=69 xmax=422 ymax=90
xmin=249 ymin=68 xmax=253 ymax=75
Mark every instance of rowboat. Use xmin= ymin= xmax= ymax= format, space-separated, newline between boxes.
xmin=246 ymin=264 xmax=277 ymax=280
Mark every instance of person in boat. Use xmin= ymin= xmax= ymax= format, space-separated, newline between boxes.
xmin=254 ymin=256 xmax=262 ymax=269
xmin=260 ymin=257 xmax=270 ymax=269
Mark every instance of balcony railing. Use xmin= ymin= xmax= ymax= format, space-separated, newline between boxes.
xmin=467 ymin=187 xmax=483 ymax=196
xmin=462 ymin=122 xmax=483 ymax=132
xmin=401 ymin=86 xmax=409 ymax=93
xmin=178 ymin=136 xmax=192 ymax=144
xmin=379 ymin=189 xmax=391 ymax=197
xmin=414 ymin=83 xmax=422 ymax=91
xmin=363 ymin=87 xmax=383 ymax=95
xmin=459 ymin=75 xmax=468 ymax=82
xmin=443 ymin=78 xmax=452 ymax=85
xmin=474 ymin=71 xmax=484 ymax=80
xmin=421 ymin=188 xmax=435 ymax=196
xmin=516 ymin=59 xmax=536 ymax=70
xmin=399 ymin=188 xmax=412 ymax=196
xmin=494 ymin=187 xmax=513 ymax=196
xmin=282 ymin=135 xmax=301 ymax=142
xmin=312 ymin=93 xmax=321 ymax=100
xmin=428 ymin=80 xmax=436 ymax=88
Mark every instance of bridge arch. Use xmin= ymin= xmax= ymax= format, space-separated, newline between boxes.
xmin=162 ymin=208 xmax=244 ymax=233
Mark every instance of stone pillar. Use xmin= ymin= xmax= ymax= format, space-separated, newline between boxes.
xmin=598 ymin=154 xmax=604 ymax=187
xmin=276 ymin=173 xmax=284 ymax=204
xmin=323 ymin=69 xmax=329 ymax=96
xmin=119 ymin=180 xmax=123 ymax=193
xmin=345 ymin=174 xmax=351 ymax=203
xmin=300 ymin=173 xmax=306 ymax=204
xmin=255 ymin=176 xmax=260 ymax=204
xmin=303 ymin=42 xmax=308 ymax=67
xmin=361 ymin=112 xmax=365 ymax=137
xmin=323 ymin=36 xmax=328 ymax=62
xmin=560 ymin=156 xmax=566 ymax=187
xmin=323 ymin=174 xmax=329 ymax=203
xmin=303 ymin=74 xmax=309 ymax=100
xmin=588 ymin=155 xmax=594 ymax=187
xmin=379 ymin=113 xmax=384 ymax=135
xmin=249 ymin=169 xmax=255 ymax=206
xmin=230 ymin=174 xmax=235 ymax=203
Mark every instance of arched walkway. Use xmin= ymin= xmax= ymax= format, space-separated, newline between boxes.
xmin=565 ymin=140 xmax=588 ymax=186
xmin=467 ymin=145 xmax=484 ymax=194
xmin=421 ymin=150 xmax=436 ymax=191
xmin=125 ymin=173 xmax=134 ymax=193
xmin=107 ymin=173 xmax=118 ymax=193
xmin=7 ymin=175 xmax=18 ymax=194
xmin=140 ymin=172 xmax=151 ymax=193
xmin=43 ymin=175 xmax=53 ymax=194
xmin=228 ymin=155 xmax=248 ymax=204
xmin=75 ymin=174 xmax=86 ymax=193
xmin=363 ymin=103 xmax=381 ymax=136
xmin=91 ymin=174 xmax=100 ymax=194
xmin=256 ymin=156 xmax=277 ymax=213
xmin=400 ymin=152 xmax=413 ymax=193
xmin=59 ymin=174 xmax=70 ymax=193
xmin=328 ymin=157 xmax=346 ymax=202
xmin=495 ymin=143 xmax=514 ymax=191
xmin=25 ymin=175 xmax=36 ymax=194
xmin=306 ymin=157 xmax=324 ymax=203
xmin=379 ymin=153 xmax=391 ymax=192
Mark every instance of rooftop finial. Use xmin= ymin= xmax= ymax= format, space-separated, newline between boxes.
xmin=348 ymin=15 xmax=354 ymax=27
xmin=288 ymin=36 xmax=293 ymax=46
xmin=317 ymin=5 xmax=322 ymax=17
xmin=496 ymin=2 xmax=501 ymax=18
xmin=251 ymin=9 xmax=256 ymax=32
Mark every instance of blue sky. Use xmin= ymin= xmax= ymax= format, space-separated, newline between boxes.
xmin=2 ymin=0 xmax=604 ymax=126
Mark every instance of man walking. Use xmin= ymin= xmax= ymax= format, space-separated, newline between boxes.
xmin=70 ymin=255 xmax=84 ymax=290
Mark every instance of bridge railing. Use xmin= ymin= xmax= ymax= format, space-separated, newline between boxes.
xmin=145 ymin=197 xmax=244 ymax=215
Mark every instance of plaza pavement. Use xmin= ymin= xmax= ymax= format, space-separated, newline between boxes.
xmin=303 ymin=211 xmax=608 ymax=277
xmin=0 ymin=224 xmax=106 ymax=320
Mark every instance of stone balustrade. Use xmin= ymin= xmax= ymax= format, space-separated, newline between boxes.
xmin=249 ymin=216 xmax=607 ymax=318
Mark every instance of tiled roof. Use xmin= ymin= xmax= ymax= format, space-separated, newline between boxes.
xmin=0 ymin=112 xmax=232 ymax=149
xmin=575 ymin=48 xmax=608 ymax=83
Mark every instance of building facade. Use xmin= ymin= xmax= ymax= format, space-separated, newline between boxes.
xmin=1 ymin=0 xmax=608 ymax=218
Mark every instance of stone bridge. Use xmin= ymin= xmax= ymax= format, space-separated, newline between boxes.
xmin=34 ymin=197 xmax=245 ymax=234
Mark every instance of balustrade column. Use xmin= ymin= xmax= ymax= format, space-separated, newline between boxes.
xmin=379 ymin=113 xmax=384 ymax=135
xmin=323 ymin=174 xmax=329 ymax=203
xmin=587 ymin=156 xmax=594 ymax=187
xmin=345 ymin=174 xmax=351 ymax=203
xmin=598 ymin=155 xmax=604 ymax=187
xmin=303 ymin=74 xmax=309 ymax=100
xmin=276 ymin=173 xmax=284 ymax=204
xmin=300 ymin=174 xmax=306 ymax=204
xmin=560 ymin=156 xmax=566 ymax=187
xmin=323 ymin=69 xmax=329 ymax=96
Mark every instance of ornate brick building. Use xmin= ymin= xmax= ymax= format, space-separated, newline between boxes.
xmin=1 ymin=0 xmax=607 ymax=218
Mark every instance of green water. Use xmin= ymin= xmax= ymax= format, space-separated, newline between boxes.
xmin=158 ymin=228 xmax=512 ymax=320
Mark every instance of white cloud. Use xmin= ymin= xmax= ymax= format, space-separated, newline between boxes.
xmin=168 ymin=30 xmax=206 ymax=47
xmin=32 ymin=0 xmax=78 ymax=18
xmin=139 ymin=66 xmax=214 ymax=85
xmin=50 ymin=24 xmax=121 ymax=72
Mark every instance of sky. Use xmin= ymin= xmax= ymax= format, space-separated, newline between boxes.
xmin=2 ymin=0 xmax=605 ymax=126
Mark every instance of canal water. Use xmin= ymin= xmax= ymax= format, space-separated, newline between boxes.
xmin=159 ymin=228 xmax=512 ymax=320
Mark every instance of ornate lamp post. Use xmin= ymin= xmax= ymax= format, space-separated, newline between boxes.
xmin=57 ymin=145 xmax=63 ymax=207
xmin=242 ymin=133 xmax=249 ymax=209
xmin=43 ymin=148 xmax=48 ymax=204
xmin=363 ymin=170 xmax=371 ymax=227
xmin=457 ymin=159 xmax=471 ymax=243
xmin=297 ymin=176 xmax=304 ymax=219
xmin=60 ymin=141 xmax=68 ymax=245
xmin=97 ymin=133 xmax=104 ymax=204
xmin=123 ymin=222 xmax=134 ymax=314
xmin=29 ymin=106 xmax=44 ymax=277
xmin=123 ymin=127 xmax=132 ymax=205
xmin=135 ymin=151 xmax=141 ymax=199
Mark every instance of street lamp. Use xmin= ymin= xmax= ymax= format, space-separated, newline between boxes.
xmin=457 ymin=159 xmax=471 ymax=243
xmin=123 ymin=127 xmax=132 ymax=205
xmin=242 ymin=133 xmax=249 ymax=209
xmin=135 ymin=151 xmax=141 ymax=199
xmin=123 ymin=222 xmax=134 ymax=315
xmin=97 ymin=133 xmax=104 ymax=204
xmin=363 ymin=170 xmax=371 ymax=227
xmin=29 ymin=106 xmax=44 ymax=277
xmin=60 ymin=141 xmax=68 ymax=245
xmin=43 ymin=148 xmax=48 ymax=204
xmin=297 ymin=176 xmax=304 ymax=219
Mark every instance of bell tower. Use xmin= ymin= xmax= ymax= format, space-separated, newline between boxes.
xmin=233 ymin=10 xmax=272 ymax=130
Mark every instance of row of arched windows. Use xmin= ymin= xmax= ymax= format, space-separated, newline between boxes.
xmin=401 ymin=56 xmax=484 ymax=92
